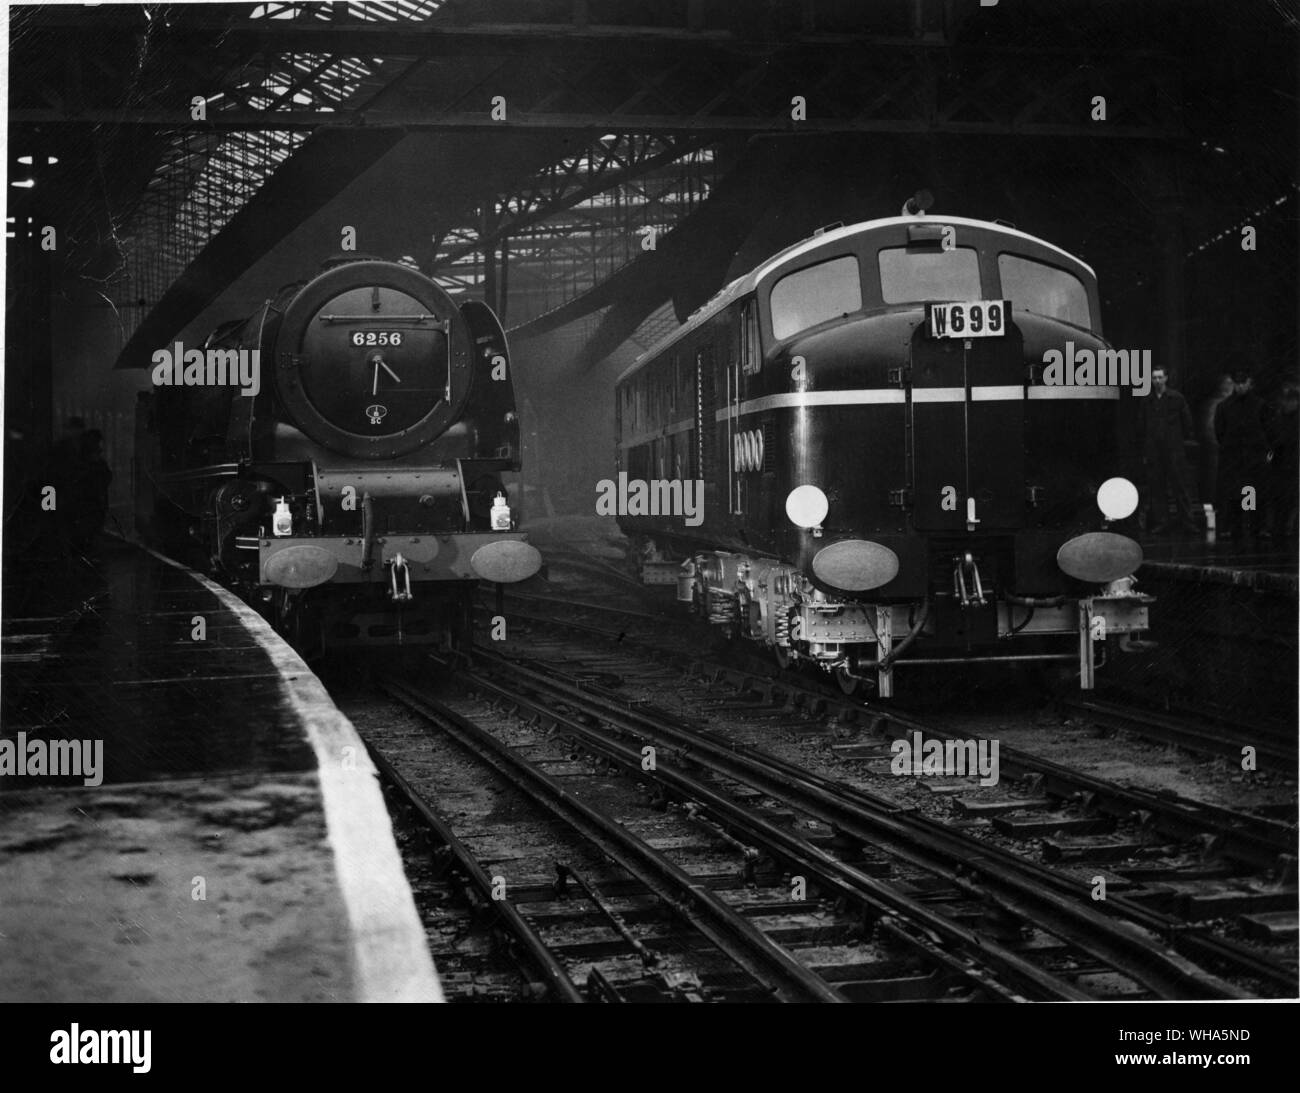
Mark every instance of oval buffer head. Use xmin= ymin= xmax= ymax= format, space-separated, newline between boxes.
xmin=264 ymin=544 xmax=340 ymax=589
xmin=812 ymin=539 xmax=901 ymax=592
xmin=471 ymin=540 xmax=543 ymax=584
xmin=1057 ymin=532 xmax=1143 ymax=584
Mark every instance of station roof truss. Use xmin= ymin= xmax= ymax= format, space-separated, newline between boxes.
xmin=6 ymin=1 xmax=1292 ymax=376
xmin=428 ymin=133 xmax=721 ymax=325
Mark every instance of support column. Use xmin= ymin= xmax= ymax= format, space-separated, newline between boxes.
xmin=498 ymin=235 xmax=510 ymax=325
xmin=480 ymin=206 xmax=497 ymax=312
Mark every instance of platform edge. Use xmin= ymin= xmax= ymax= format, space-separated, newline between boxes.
xmin=140 ymin=545 xmax=444 ymax=1003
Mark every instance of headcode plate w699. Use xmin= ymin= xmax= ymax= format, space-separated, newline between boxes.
xmin=927 ymin=300 xmax=1009 ymax=339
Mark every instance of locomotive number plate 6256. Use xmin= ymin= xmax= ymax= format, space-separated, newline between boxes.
xmin=927 ymin=300 xmax=1009 ymax=339
xmin=350 ymin=330 xmax=404 ymax=346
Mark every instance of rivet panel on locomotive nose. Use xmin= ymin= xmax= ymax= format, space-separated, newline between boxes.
xmin=137 ymin=257 xmax=540 ymax=654
xmin=614 ymin=212 xmax=1151 ymax=695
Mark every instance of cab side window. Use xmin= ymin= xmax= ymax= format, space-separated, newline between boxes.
xmin=739 ymin=299 xmax=762 ymax=374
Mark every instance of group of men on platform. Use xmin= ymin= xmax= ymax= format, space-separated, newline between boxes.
xmin=1139 ymin=366 xmax=1298 ymax=541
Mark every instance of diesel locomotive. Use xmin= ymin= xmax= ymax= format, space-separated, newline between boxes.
xmin=136 ymin=256 xmax=540 ymax=656
xmin=615 ymin=205 xmax=1150 ymax=694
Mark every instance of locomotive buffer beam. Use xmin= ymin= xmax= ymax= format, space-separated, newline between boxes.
xmin=258 ymin=532 xmax=540 ymax=589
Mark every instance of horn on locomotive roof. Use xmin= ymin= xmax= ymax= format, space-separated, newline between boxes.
xmin=901 ymin=189 xmax=935 ymax=216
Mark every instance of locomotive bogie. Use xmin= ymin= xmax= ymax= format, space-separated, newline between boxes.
xmin=678 ymin=542 xmax=1151 ymax=695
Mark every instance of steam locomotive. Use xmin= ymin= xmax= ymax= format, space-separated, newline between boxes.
xmin=615 ymin=205 xmax=1151 ymax=694
xmin=136 ymin=256 xmax=540 ymax=656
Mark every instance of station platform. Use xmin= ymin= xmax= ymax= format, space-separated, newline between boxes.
xmin=0 ymin=538 xmax=441 ymax=1003
xmin=1101 ymin=530 xmax=1297 ymax=730
xmin=1138 ymin=531 xmax=1298 ymax=595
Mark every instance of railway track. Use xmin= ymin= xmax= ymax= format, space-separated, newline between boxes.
xmin=463 ymin=643 xmax=1292 ymax=998
xmin=369 ymin=744 xmax=583 ymax=1003
xmin=1061 ymin=695 xmax=1296 ymax=771
xmin=377 ymin=677 xmax=850 ymax=1003
xmin=486 ymin=587 xmax=1289 ymax=842
xmin=488 ymin=590 xmax=1295 ymax=866
xmin=538 ymin=546 xmax=654 ymax=599
xmin=344 ymin=681 xmax=1036 ymax=1001
xmin=472 ymin=585 xmax=1297 ymax=996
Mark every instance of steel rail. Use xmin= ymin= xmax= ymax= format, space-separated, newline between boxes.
xmin=859 ymin=703 xmax=1295 ymax=872
xmin=443 ymin=662 xmax=1069 ymax=1001
xmin=1064 ymin=696 xmax=1295 ymax=770
xmin=488 ymin=597 xmax=1295 ymax=869
xmin=480 ymin=591 xmax=1296 ymax=993
xmin=483 ymin=588 xmax=671 ymax=622
xmin=539 ymin=549 xmax=658 ymax=596
xmin=379 ymin=676 xmax=850 ymax=1003
xmin=364 ymin=739 xmax=586 ymax=1003
xmin=471 ymin=646 xmax=1257 ymax=1000
xmin=700 ymin=668 xmax=1300 ymax=995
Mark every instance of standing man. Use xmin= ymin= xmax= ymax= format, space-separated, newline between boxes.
xmin=1140 ymin=366 xmax=1196 ymax=534
xmin=1267 ymin=381 xmax=1298 ymax=541
xmin=1216 ymin=368 xmax=1269 ymax=540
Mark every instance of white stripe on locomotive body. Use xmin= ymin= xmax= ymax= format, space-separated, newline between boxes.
xmin=618 ymin=386 xmax=1123 ymax=447
xmin=911 ymin=387 xmax=968 ymax=403
xmin=970 ymin=385 xmax=1025 ymax=401
xmin=701 ymin=385 xmax=1121 ymax=424
xmin=1027 ymin=385 xmax=1119 ymax=400
xmin=714 ymin=390 xmax=905 ymax=421
xmin=615 ymin=215 xmax=1097 ymax=386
